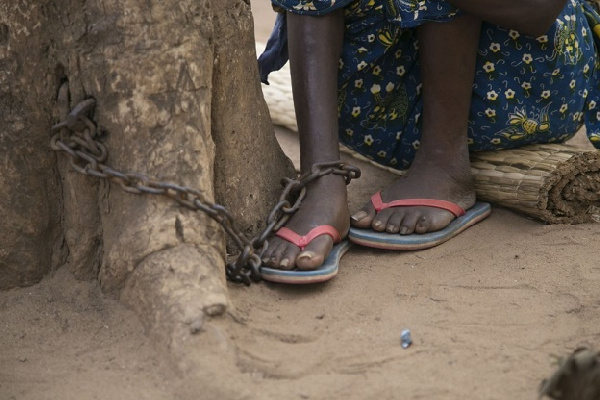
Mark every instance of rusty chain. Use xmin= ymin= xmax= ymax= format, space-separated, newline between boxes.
xmin=50 ymin=84 xmax=361 ymax=285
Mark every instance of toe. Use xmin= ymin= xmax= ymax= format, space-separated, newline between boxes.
xmin=414 ymin=213 xmax=431 ymax=234
xmin=264 ymin=240 xmax=285 ymax=268
xmin=385 ymin=212 xmax=404 ymax=234
xmin=371 ymin=209 xmax=393 ymax=232
xmin=279 ymin=246 xmax=301 ymax=270
xmin=296 ymin=236 xmax=333 ymax=271
xmin=426 ymin=209 xmax=456 ymax=232
xmin=351 ymin=203 xmax=377 ymax=228
xmin=399 ymin=212 xmax=420 ymax=235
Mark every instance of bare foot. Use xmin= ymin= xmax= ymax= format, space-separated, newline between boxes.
xmin=262 ymin=174 xmax=349 ymax=271
xmin=351 ymin=148 xmax=476 ymax=235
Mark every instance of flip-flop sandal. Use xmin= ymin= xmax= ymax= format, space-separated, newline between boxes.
xmin=261 ymin=225 xmax=350 ymax=284
xmin=348 ymin=192 xmax=491 ymax=251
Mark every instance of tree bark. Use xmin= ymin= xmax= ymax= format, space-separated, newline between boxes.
xmin=0 ymin=0 xmax=293 ymax=363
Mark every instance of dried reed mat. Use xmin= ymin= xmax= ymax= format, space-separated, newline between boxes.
xmin=257 ymin=42 xmax=600 ymax=224
xmin=470 ymin=145 xmax=600 ymax=224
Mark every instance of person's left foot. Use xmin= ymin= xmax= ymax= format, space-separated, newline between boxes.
xmin=351 ymin=149 xmax=476 ymax=235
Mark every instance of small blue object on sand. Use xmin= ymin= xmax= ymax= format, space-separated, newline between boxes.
xmin=261 ymin=240 xmax=351 ymax=284
xmin=401 ymin=329 xmax=412 ymax=349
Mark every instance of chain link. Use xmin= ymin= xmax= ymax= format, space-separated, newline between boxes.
xmin=51 ymin=83 xmax=361 ymax=285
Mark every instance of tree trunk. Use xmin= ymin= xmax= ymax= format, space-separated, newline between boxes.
xmin=0 ymin=0 xmax=293 ymax=366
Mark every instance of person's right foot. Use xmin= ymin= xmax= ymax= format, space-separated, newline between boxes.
xmin=261 ymin=174 xmax=350 ymax=271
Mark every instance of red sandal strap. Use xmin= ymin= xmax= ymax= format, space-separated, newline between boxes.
xmin=275 ymin=225 xmax=342 ymax=250
xmin=371 ymin=192 xmax=466 ymax=217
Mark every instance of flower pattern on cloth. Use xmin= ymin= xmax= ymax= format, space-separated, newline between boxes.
xmin=268 ymin=0 xmax=600 ymax=169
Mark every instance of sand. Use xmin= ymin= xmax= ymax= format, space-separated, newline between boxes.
xmin=1 ymin=2 xmax=599 ymax=399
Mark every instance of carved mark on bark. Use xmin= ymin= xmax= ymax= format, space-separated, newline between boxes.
xmin=148 ymin=61 xmax=200 ymax=115
xmin=0 ymin=24 xmax=9 ymax=45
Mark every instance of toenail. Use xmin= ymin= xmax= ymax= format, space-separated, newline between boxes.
xmin=298 ymin=251 xmax=315 ymax=261
xmin=400 ymin=226 xmax=409 ymax=235
xmin=280 ymin=258 xmax=289 ymax=268
xmin=351 ymin=211 xmax=367 ymax=222
xmin=387 ymin=225 xmax=395 ymax=232
xmin=373 ymin=221 xmax=382 ymax=228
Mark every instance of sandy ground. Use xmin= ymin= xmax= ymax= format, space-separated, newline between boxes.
xmin=2 ymin=2 xmax=600 ymax=399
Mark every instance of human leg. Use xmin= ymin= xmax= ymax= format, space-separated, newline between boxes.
xmin=261 ymin=9 xmax=348 ymax=271
xmin=351 ymin=13 xmax=481 ymax=235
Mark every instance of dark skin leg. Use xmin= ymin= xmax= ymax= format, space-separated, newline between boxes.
xmin=261 ymin=10 xmax=347 ymax=271
xmin=262 ymin=2 xmax=566 ymax=269
xmin=351 ymin=14 xmax=481 ymax=234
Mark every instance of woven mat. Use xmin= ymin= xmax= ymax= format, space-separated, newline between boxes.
xmin=258 ymin=43 xmax=600 ymax=224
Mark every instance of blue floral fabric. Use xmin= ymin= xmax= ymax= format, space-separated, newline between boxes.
xmin=265 ymin=0 xmax=600 ymax=169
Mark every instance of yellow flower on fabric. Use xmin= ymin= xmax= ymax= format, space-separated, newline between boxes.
xmin=509 ymin=30 xmax=520 ymax=40
xmin=596 ymin=111 xmax=600 ymax=120
xmin=358 ymin=47 xmax=368 ymax=53
xmin=572 ymin=112 xmax=583 ymax=122
xmin=552 ymin=68 xmax=561 ymax=76
xmin=489 ymin=43 xmax=501 ymax=53
xmin=364 ymin=135 xmax=374 ymax=146
xmin=357 ymin=61 xmax=368 ymax=71
xmin=339 ymin=59 xmax=344 ymax=69
xmin=589 ymin=100 xmax=597 ymax=110
xmin=485 ymin=108 xmax=496 ymax=118
xmin=491 ymin=138 xmax=502 ymax=145
xmin=487 ymin=91 xmax=498 ymax=101
xmin=412 ymin=140 xmax=420 ymax=150
xmin=396 ymin=66 xmax=406 ymax=76
xmin=368 ymin=34 xmax=376 ymax=43
xmin=570 ymin=79 xmax=576 ymax=89
xmin=541 ymin=90 xmax=551 ymax=99
xmin=352 ymin=106 xmax=361 ymax=117
xmin=389 ymin=158 xmax=398 ymax=165
xmin=560 ymin=104 xmax=568 ymax=113
xmin=373 ymin=65 xmax=382 ymax=75
xmin=371 ymin=84 xmax=381 ymax=94
xmin=584 ymin=64 xmax=590 ymax=74
xmin=522 ymin=54 xmax=533 ymax=64
xmin=346 ymin=128 xmax=354 ymax=136
xmin=505 ymin=89 xmax=515 ymax=99
xmin=395 ymin=131 xmax=402 ymax=140
xmin=522 ymin=82 xmax=532 ymax=90
xmin=416 ymin=83 xmax=422 ymax=96
xmin=355 ymin=79 xmax=363 ymax=88
xmin=536 ymin=35 xmax=548 ymax=43
xmin=483 ymin=61 xmax=495 ymax=73
xmin=583 ymin=89 xmax=589 ymax=98
xmin=293 ymin=1 xmax=317 ymax=11
xmin=582 ymin=27 xmax=588 ymax=37
xmin=467 ymin=138 xmax=474 ymax=145
xmin=377 ymin=150 xmax=387 ymax=158
xmin=386 ymin=82 xmax=395 ymax=92
xmin=395 ymin=49 xmax=402 ymax=59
